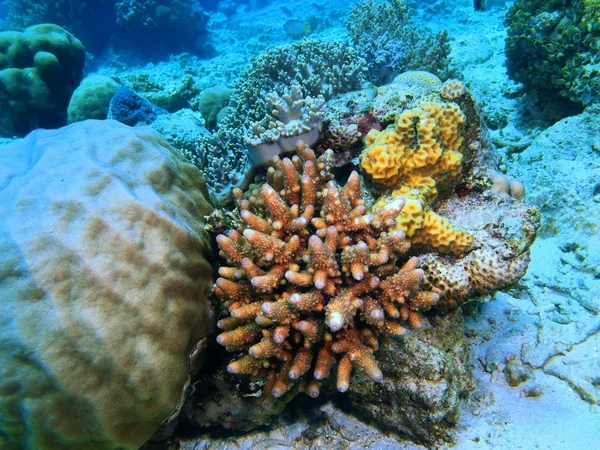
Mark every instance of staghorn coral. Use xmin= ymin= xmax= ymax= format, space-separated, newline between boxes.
xmin=361 ymin=99 xmax=474 ymax=255
xmin=214 ymin=142 xmax=439 ymax=398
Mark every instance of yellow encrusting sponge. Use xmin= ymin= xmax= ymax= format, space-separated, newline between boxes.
xmin=361 ymin=100 xmax=474 ymax=255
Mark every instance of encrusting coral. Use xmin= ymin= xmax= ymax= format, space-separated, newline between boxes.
xmin=214 ymin=142 xmax=440 ymax=398
xmin=360 ymin=99 xmax=474 ymax=255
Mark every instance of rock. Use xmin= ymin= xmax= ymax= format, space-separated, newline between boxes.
xmin=347 ymin=312 xmax=472 ymax=445
xmin=0 ymin=120 xmax=215 ymax=450
xmin=108 ymin=87 xmax=168 ymax=126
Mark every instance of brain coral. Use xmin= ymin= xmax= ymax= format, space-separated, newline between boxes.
xmin=0 ymin=120 xmax=215 ymax=449
xmin=214 ymin=143 xmax=439 ymax=399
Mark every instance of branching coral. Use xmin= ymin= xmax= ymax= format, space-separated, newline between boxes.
xmin=346 ymin=0 xmax=454 ymax=85
xmin=214 ymin=142 xmax=439 ymax=397
xmin=505 ymin=0 xmax=600 ymax=106
xmin=360 ymin=100 xmax=474 ymax=255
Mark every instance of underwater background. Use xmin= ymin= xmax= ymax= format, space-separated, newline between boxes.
xmin=0 ymin=0 xmax=599 ymax=449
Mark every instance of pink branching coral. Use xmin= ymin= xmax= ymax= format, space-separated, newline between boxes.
xmin=214 ymin=142 xmax=439 ymax=398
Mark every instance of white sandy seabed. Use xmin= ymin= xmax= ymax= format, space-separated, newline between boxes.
xmin=429 ymin=2 xmax=600 ymax=449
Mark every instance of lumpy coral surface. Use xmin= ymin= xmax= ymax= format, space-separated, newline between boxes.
xmin=0 ymin=120 xmax=214 ymax=450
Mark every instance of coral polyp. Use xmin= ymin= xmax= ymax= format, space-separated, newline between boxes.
xmin=214 ymin=142 xmax=439 ymax=397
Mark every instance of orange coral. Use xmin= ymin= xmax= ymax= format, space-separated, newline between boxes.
xmin=360 ymin=100 xmax=474 ymax=255
xmin=214 ymin=143 xmax=439 ymax=398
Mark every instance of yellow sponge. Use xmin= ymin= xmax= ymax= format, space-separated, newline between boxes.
xmin=362 ymin=100 xmax=473 ymax=255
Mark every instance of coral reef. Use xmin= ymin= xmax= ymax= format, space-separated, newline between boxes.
xmin=0 ymin=24 xmax=85 ymax=137
xmin=187 ymin=40 xmax=367 ymax=200
xmin=214 ymin=143 xmax=440 ymax=399
xmin=3 ymin=0 xmax=114 ymax=54
xmin=346 ymin=0 xmax=454 ymax=85
xmin=361 ymin=99 xmax=474 ymax=255
xmin=0 ymin=120 xmax=215 ymax=449
xmin=505 ymin=0 xmax=600 ymax=106
xmin=3 ymin=0 xmax=211 ymax=57
xmin=114 ymin=0 xmax=212 ymax=56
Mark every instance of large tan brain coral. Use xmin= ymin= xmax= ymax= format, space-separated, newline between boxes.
xmin=0 ymin=120 xmax=215 ymax=450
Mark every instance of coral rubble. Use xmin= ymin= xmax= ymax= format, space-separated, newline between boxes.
xmin=214 ymin=143 xmax=439 ymax=398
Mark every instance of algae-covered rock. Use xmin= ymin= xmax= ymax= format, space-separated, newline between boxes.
xmin=346 ymin=312 xmax=471 ymax=445
xmin=0 ymin=120 xmax=215 ymax=450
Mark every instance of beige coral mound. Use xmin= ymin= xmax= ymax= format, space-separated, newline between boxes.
xmin=0 ymin=120 xmax=215 ymax=450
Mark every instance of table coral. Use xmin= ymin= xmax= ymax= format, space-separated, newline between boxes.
xmin=360 ymin=99 xmax=474 ymax=255
xmin=214 ymin=142 xmax=439 ymax=398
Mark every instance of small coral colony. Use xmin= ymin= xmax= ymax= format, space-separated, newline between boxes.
xmin=212 ymin=72 xmax=537 ymax=398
